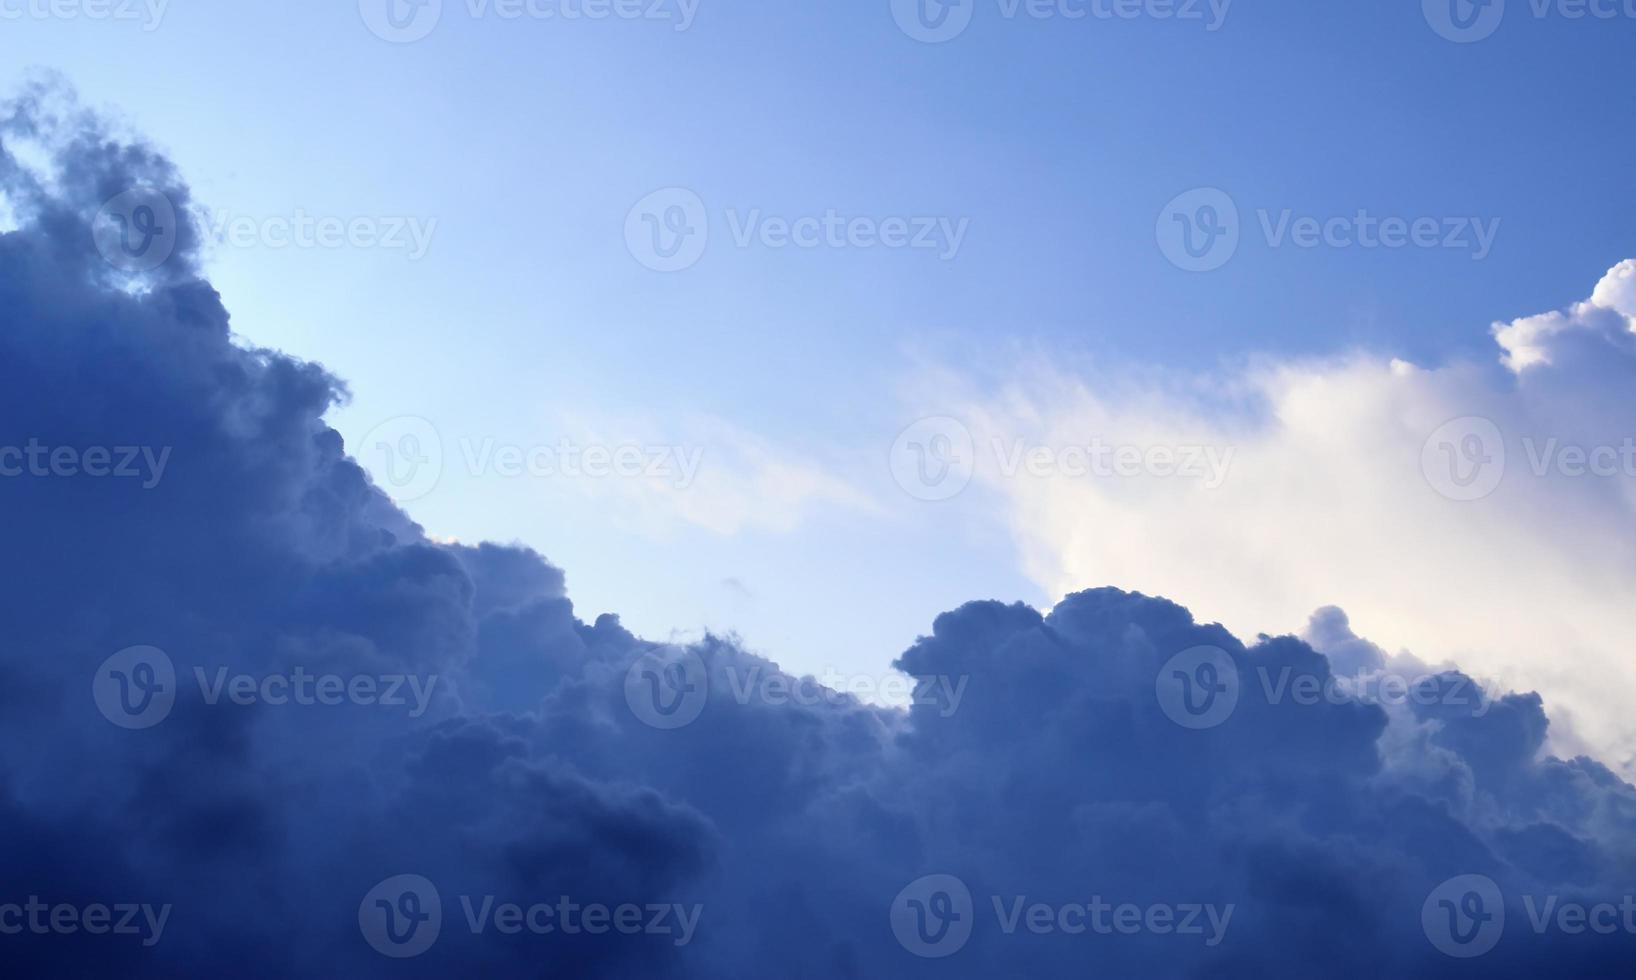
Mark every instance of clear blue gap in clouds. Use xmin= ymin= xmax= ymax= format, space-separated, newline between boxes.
xmin=1 ymin=0 xmax=1629 ymax=680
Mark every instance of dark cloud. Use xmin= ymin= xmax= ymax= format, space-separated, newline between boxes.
xmin=3 ymin=83 xmax=1635 ymax=977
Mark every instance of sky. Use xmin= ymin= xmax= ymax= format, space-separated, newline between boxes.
xmin=4 ymin=0 xmax=1632 ymax=702
xmin=6 ymin=2 xmax=1636 ymax=975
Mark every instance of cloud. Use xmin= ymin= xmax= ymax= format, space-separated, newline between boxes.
xmin=6 ymin=81 xmax=1636 ymax=976
xmin=939 ymin=260 xmax=1636 ymax=772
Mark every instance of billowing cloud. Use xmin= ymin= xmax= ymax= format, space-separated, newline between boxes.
xmin=940 ymin=260 xmax=1636 ymax=771
xmin=6 ymin=83 xmax=1636 ymax=977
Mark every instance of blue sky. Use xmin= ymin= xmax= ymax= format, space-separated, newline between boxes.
xmin=5 ymin=0 xmax=1632 ymax=688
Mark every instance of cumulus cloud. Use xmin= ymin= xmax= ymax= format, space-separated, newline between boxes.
xmin=6 ymin=82 xmax=1636 ymax=977
xmin=939 ymin=260 xmax=1636 ymax=772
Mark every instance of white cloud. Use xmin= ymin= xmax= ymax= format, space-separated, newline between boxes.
xmin=943 ymin=261 xmax=1636 ymax=771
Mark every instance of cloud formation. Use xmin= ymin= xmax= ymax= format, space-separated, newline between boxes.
xmin=945 ymin=259 xmax=1636 ymax=771
xmin=4 ymin=83 xmax=1636 ymax=976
